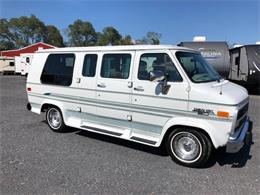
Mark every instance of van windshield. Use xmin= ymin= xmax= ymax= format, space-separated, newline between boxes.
xmin=175 ymin=51 xmax=221 ymax=83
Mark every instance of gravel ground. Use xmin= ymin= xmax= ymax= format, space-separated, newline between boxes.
xmin=0 ymin=76 xmax=259 ymax=194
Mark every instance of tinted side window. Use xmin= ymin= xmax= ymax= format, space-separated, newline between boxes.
xmin=82 ymin=54 xmax=97 ymax=77
xmin=101 ymin=54 xmax=131 ymax=79
xmin=138 ymin=53 xmax=182 ymax=82
xmin=41 ymin=54 xmax=75 ymax=86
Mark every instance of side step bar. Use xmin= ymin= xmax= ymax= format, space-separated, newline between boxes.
xmin=80 ymin=125 xmax=157 ymax=145
xmin=80 ymin=125 xmax=122 ymax=136
xmin=130 ymin=136 xmax=156 ymax=145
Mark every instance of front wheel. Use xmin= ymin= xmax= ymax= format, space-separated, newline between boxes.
xmin=166 ymin=128 xmax=212 ymax=167
xmin=46 ymin=107 xmax=67 ymax=132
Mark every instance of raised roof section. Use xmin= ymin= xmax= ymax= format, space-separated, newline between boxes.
xmin=36 ymin=45 xmax=196 ymax=53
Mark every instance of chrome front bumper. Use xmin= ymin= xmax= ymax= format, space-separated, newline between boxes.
xmin=226 ymin=117 xmax=252 ymax=153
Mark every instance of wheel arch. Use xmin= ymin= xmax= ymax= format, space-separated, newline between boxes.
xmin=40 ymin=99 xmax=64 ymax=113
xmin=160 ymin=124 xmax=213 ymax=147
xmin=158 ymin=117 xmax=219 ymax=149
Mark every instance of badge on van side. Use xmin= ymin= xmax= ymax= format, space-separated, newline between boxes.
xmin=192 ymin=108 xmax=214 ymax=116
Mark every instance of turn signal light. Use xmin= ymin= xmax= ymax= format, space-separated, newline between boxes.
xmin=217 ymin=111 xmax=229 ymax=118
xmin=27 ymin=87 xmax=31 ymax=92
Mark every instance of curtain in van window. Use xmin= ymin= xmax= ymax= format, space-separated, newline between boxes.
xmin=101 ymin=54 xmax=131 ymax=79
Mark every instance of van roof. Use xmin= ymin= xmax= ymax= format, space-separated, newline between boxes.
xmin=36 ymin=45 xmax=197 ymax=53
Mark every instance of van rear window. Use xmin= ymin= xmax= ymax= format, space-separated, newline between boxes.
xmin=41 ymin=54 xmax=75 ymax=86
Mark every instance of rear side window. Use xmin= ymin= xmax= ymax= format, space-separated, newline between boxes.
xmin=41 ymin=54 xmax=75 ymax=86
xmin=138 ymin=53 xmax=182 ymax=82
xmin=101 ymin=54 xmax=131 ymax=79
xmin=82 ymin=54 xmax=97 ymax=77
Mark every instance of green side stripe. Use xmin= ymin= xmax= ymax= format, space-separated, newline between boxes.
xmin=29 ymin=92 xmax=231 ymax=121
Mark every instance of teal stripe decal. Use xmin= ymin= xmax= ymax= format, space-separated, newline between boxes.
xmin=28 ymin=92 xmax=231 ymax=121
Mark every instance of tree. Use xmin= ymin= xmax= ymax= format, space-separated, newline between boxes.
xmin=45 ymin=25 xmax=64 ymax=47
xmin=121 ymin=35 xmax=133 ymax=45
xmin=136 ymin=32 xmax=162 ymax=45
xmin=0 ymin=19 xmax=15 ymax=50
xmin=0 ymin=15 xmax=48 ymax=50
xmin=8 ymin=15 xmax=47 ymax=48
xmin=98 ymin=27 xmax=122 ymax=46
xmin=67 ymin=20 xmax=97 ymax=46
xmin=96 ymin=32 xmax=107 ymax=46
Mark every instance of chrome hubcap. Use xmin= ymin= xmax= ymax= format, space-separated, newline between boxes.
xmin=171 ymin=132 xmax=202 ymax=163
xmin=47 ymin=108 xmax=61 ymax=129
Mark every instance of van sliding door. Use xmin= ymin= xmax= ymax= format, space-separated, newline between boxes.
xmin=95 ymin=51 xmax=134 ymax=130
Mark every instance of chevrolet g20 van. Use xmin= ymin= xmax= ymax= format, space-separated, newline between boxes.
xmin=26 ymin=45 xmax=252 ymax=167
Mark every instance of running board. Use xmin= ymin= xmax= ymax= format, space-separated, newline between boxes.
xmin=130 ymin=136 xmax=156 ymax=145
xmin=80 ymin=125 xmax=123 ymax=136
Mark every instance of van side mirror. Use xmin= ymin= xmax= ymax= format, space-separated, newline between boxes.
xmin=149 ymin=70 xmax=170 ymax=95
xmin=149 ymin=70 xmax=165 ymax=82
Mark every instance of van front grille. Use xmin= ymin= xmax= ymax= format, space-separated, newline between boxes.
xmin=235 ymin=103 xmax=249 ymax=132
xmin=237 ymin=103 xmax=248 ymax=119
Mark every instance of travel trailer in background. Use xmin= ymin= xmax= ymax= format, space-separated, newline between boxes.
xmin=178 ymin=40 xmax=230 ymax=78
xmin=15 ymin=53 xmax=34 ymax=75
xmin=0 ymin=56 xmax=15 ymax=75
xmin=229 ymin=44 xmax=260 ymax=88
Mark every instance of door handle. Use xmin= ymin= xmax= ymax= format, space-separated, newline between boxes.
xmin=76 ymin=78 xmax=81 ymax=83
xmin=97 ymin=83 xmax=106 ymax=88
xmin=134 ymin=86 xmax=144 ymax=92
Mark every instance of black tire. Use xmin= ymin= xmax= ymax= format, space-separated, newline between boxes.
xmin=166 ymin=128 xmax=212 ymax=168
xmin=46 ymin=107 xmax=67 ymax=132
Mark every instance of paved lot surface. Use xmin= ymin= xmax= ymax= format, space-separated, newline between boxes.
xmin=0 ymin=76 xmax=259 ymax=194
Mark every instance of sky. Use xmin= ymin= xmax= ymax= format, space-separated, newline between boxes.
xmin=0 ymin=0 xmax=259 ymax=45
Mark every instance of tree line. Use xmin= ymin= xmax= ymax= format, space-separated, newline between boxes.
xmin=0 ymin=15 xmax=162 ymax=50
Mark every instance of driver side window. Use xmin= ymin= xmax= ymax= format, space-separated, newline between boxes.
xmin=138 ymin=53 xmax=182 ymax=82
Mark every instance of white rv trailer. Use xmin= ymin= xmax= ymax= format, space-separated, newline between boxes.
xmin=14 ymin=56 xmax=22 ymax=74
xmin=26 ymin=45 xmax=251 ymax=167
xmin=0 ymin=56 xmax=15 ymax=75
xmin=15 ymin=53 xmax=34 ymax=75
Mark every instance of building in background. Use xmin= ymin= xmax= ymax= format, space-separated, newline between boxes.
xmin=0 ymin=42 xmax=56 ymax=75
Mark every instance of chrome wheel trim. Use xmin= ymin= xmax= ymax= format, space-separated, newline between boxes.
xmin=47 ymin=108 xmax=62 ymax=130
xmin=170 ymin=131 xmax=202 ymax=163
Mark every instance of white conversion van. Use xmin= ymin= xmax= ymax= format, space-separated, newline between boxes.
xmin=26 ymin=45 xmax=252 ymax=167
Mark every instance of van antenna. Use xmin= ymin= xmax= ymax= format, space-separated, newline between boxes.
xmin=220 ymin=82 xmax=223 ymax=95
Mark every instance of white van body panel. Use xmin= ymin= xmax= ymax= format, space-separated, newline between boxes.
xmin=26 ymin=45 xmax=249 ymax=149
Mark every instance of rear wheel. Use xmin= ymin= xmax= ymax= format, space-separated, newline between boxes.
xmin=46 ymin=107 xmax=67 ymax=132
xmin=166 ymin=128 xmax=212 ymax=167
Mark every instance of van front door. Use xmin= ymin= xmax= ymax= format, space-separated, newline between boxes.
xmin=96 ymin=51 xmax=134 ymax=131
xmin=131 ymin=50 xmax=189 ymax=138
